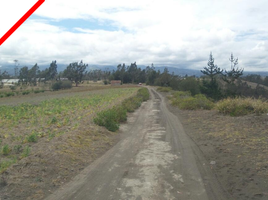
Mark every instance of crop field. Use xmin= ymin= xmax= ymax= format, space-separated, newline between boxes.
xmin=0 ymin=87 xmax=139 ymax=174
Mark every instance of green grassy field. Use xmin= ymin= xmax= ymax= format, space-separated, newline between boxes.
xmin=0 ymin=87 xmax=140 ymax=173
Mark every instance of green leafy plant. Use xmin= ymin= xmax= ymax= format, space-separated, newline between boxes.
xmin=21 ymin=145 xmax=31 ymax=158
xmin=27 ymin=133 xmax=38 ymax=143
xmin=1 ymin=144 xmax=10 ymax=155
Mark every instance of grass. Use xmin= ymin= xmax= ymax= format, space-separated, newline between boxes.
xmin=216 ymin=97 xmax=268 ymax=116
xmin=170 ymin=91 xmax=214 ymax=110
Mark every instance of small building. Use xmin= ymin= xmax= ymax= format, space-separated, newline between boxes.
xmin=1 ymin=79 xmax=20 ymax=86
xmin=110 ymin=80 xmax=121 ymax=86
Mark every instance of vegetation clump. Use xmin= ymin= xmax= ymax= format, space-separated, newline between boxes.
xmin=157 ymin=87 xmax=172 ymax=92
xmin=216 ymin=98 xmax=268 ymax=116
xmin=94 ymin=88 xmax=149 ymax=131
xmin=171 ymin=91 xmax=214 ymax=110
xmin=51 ymin=81 xmax=72 ymax=91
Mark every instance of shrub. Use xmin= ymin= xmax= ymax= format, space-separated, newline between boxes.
xmin=5 ymin=92 xmax=15 ymax=97
xmin=94 ymin=108 xmax=121 ymax=132
xmin=94 ymin=88 xmax=149 ymax=131
xmin=22 ymin=90 xmax=31 ymax=95
xmin=157 ymin=87 xmax=172 ymax=92
xmin=171 ymin=92 xmax=214 ymax=110
xmin=51 ymin=82 xmax=62 ymax=91
xmin=177 ymin=77 xmax=201 ymax=95
xmin=34 ymin=89 xmax=45 ymax=94
xmin=9 ymin=85 xmax=16 ymax=91
xmin=103 ymin=80 xmax=109 ymax=85
xmin=216 ymin=98 xmax=268 ymax=116
xmin=51 ymin=81 xmax=72 ymax=91
xmin=61 ymin=81 xmax=72 ymax=89
xmin=137 ymin=87 xmax=150 ymax=101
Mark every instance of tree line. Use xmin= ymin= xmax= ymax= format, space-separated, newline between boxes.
xmin=1 ymin=52 xmax=268 ymax=100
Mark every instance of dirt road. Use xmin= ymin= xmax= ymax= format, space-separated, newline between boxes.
xmin=45 ymin=88 xmax=229 ymax=200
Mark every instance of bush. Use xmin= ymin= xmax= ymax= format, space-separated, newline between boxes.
xmin=94 ymin=88 xmax=149 ymax=131
xmin=5 ymin=92 xmax=15 ymax=97
xmin=178 ymin=77 xmax=201 ymax=95
xmin=51 ymin=81 xmax=72 ymax=91
xmin=157 ymin=87 xmax=172 ymax=92
xmin=103 ymin=80 xmax=109 ymax=85
xmin=34 ymin=89 xmax=45 ymax=93
xmin=22 ymin=90 xmax=31 ymax=95
xmin=61 ymin=81 xmax=72 ymax=89
xmin=171 ymin=92 xmax=214 ymax=110
xmin=9 ymin=85 xmax=16 ymax=91
xmin=94 ymin=108 xmax=121 ymax=132
xmin=216 ymin=98 xmax=268 ymax=116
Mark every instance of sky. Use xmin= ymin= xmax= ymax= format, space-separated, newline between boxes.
xmin=0 ymin=0 xmax=268 ymax=71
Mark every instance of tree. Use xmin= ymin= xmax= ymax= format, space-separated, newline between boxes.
xmin=201 ymin=52 xmax=223 ymax=81
xmin=47 ymin=60 xmax=57 ymax=80
xmin=200 ymin=52 xmax=223 ymax=100
xmin=28 ymin=63 xmax=39 ymax=85
xmin=63 ymin=60 xmax=88 ymax=86
xmin=19 ymin=67 xmax=29 ymax=84
xmin=128 ymin=62 xmax=138 ymax=84
xmin=223 ymin=53 xmax=243 ymax=84
xmin=146 ymin=63 xmax=158 ymax=85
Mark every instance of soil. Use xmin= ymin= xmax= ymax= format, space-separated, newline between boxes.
xmin=166 ymin=100 xmax=268 ymax=200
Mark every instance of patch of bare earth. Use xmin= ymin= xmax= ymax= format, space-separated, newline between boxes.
xmin=167 ymin=104 xmax=268 ymax=200
xmin=1 ymin=123 xmax=119 ymax=200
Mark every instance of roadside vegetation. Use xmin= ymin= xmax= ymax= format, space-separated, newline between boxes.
xmin=169 ymin=91 xmax=214 ymax=110
xmin=94 ymin=88 xmax=149 ymax=131
xmin=216 ymin=97 xmax=268 ymax=116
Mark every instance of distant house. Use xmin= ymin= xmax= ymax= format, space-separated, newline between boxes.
xmin=1 ymin=79 xmax=20 ymax=86
xmin=110 ymin=80 xmax=121 ymax=86
xmin=56 ymin=78 xmax=69 ymax=81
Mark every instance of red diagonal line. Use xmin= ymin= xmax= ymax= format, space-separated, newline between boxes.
xmin=0 ymin=0 xmax=45 ymax=46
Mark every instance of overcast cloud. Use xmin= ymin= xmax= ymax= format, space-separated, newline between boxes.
xmin=0 ymin=0 xmax=268 ymax=71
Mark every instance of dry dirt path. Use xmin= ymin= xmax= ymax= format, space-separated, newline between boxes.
xmin=45 ymin=88 xmax=228 ymax=200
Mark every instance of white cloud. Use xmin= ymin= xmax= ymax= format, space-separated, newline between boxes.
xmin=0 ymin=0 xmax=268 ymax=71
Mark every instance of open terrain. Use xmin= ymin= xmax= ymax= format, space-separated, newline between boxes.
xmin=1 ymin=85 xmax=267 ymax=199
xmin=172 ymin=108 xmax=268 ymax=200
xmin=44 ymin=88 xmax=228 ymax=200
xmin=0 ymin=84 xmax=140 ymax=199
